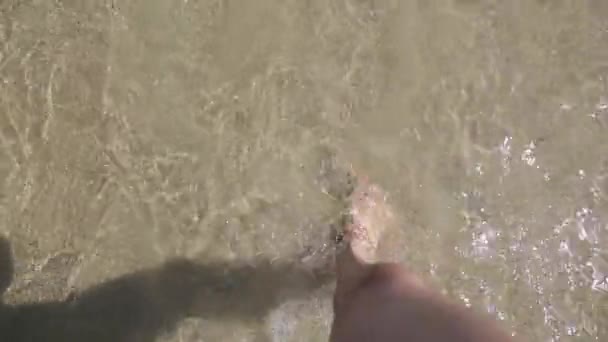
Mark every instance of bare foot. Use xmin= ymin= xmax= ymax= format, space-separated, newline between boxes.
xmin=333 ymin=176 xmax=395 ymax=312
xmin=343 ymin=177 xmax=394 ymax=264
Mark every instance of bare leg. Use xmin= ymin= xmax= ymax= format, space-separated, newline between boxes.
xmin=330 ymin=179 xmax=515 ymax=342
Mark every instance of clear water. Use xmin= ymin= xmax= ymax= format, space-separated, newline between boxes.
xmin=1 ymin=0 xmax=608 ymax=341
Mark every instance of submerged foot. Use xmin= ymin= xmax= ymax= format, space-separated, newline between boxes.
xmin=342 ymin=176 xmax=394 ymax=263
xmin=331 ymin=174 xmax=395 ymax=312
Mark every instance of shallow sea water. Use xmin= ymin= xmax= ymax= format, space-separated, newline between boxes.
xmin=1 ymin=0 xmax=608 ymax=341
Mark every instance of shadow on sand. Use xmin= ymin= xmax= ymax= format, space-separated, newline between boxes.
xmin=0 ymin=237 xmax=334 ymax=342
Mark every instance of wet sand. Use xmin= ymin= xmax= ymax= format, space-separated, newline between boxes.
xmin=1 ymin=1 xmax=608 ymax=341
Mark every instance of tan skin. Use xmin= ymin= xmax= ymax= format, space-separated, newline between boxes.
xmin=329 ymin=179 xmax=515 ymax=342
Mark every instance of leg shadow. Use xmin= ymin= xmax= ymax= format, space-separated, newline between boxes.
xmin=0 ymin=237 xmax=334 ymax=342
xmin=0 ymin=237 xmax=13 ymax=298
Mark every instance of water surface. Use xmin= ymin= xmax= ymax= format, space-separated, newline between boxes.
xmin=1 ymin=0 xmax=608 ymax=341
